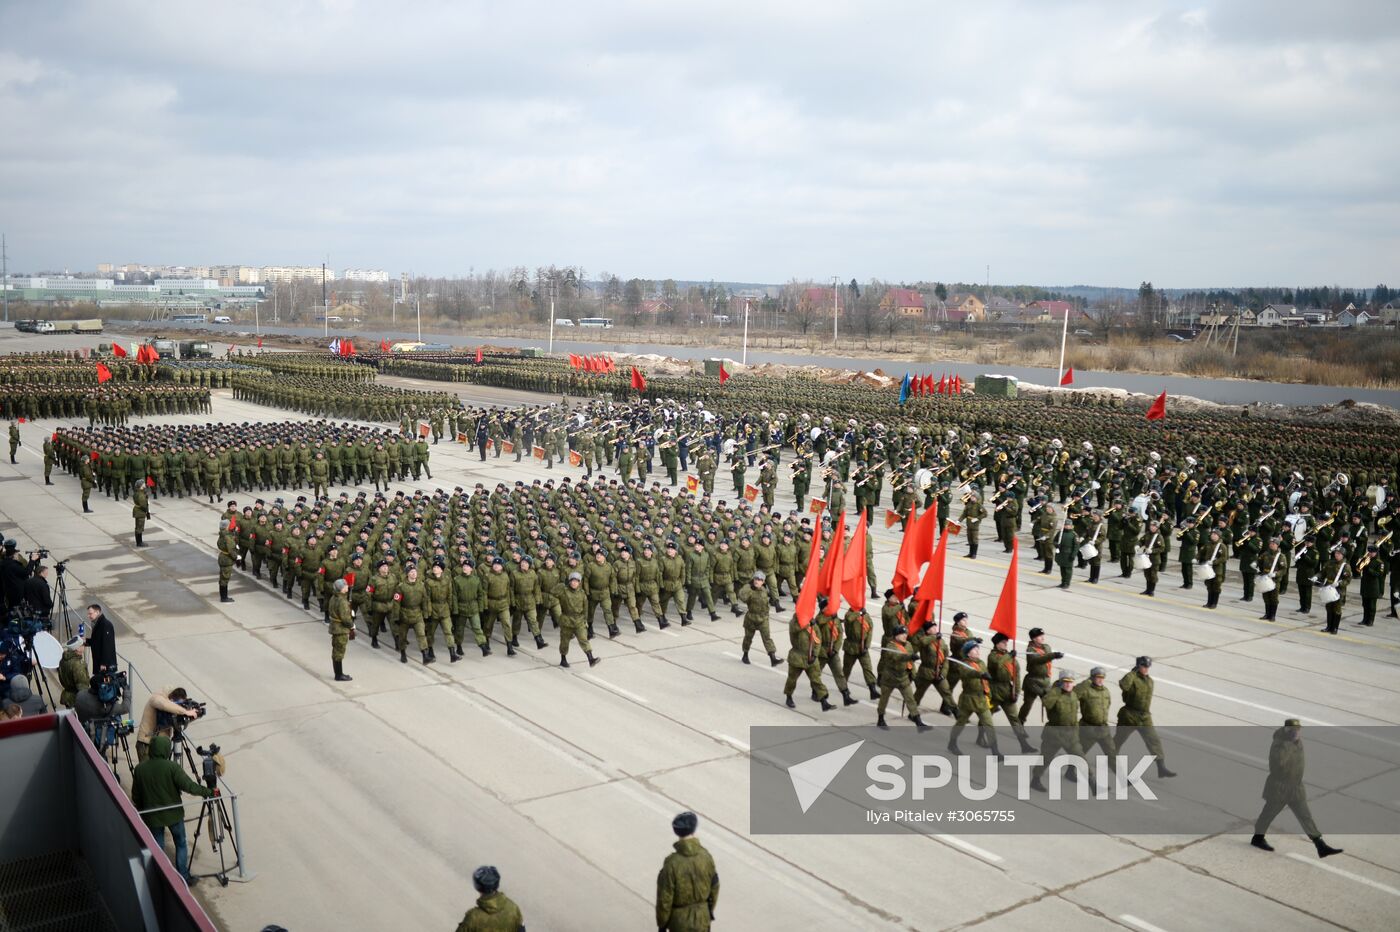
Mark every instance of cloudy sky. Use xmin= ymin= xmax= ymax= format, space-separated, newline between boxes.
xmin=2 ymin=1 xmax=1397 ymax=287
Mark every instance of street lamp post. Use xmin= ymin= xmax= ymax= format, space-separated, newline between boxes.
xmin=742 ymin=298 xmax=750 ymax=366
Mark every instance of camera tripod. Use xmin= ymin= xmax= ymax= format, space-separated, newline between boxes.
xmin=89 ymin=716 xmax=136 ymax=783
xmin=190 ymin=778 xmax=240 ymax=887
xmin=52 ymin=561 xmax=76 ymax=641
xmin=171 ymin=729 xmax=203 ymax=784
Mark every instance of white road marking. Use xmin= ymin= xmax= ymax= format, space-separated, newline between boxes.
xmin=1285 ymin=852 xmax=1400 ymax=897
xmin=580 ymin=674 xmax=649 ymax=704
xmin=1120 ymin=915 xmax=1172 ymax=932
xmin=934 ymin=834 xmax=1004 ymax=864
xmin=711 ymin=732 xmax=750 ymax=752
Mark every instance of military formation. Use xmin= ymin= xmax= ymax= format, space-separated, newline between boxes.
xmin=0 ymin=384 xmax=210 ymax=421
xmin=231 ymin=373 xmax=459 ymax=423
xmin=51 ymin=421 xmax=434 ymax=504
xmin=157 ymin=360 xmax=260 ymax=387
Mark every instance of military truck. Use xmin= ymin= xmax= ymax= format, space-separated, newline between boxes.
xmin=178 ymin=340 xmax=213 ymax=359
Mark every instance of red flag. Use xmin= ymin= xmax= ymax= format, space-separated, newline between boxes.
xmin=257 ymin=338 xmax=263 ymax=349
xmin=604 ymin=356 xmax=615 ymax=373
xmin=345 ymin=339 xmax=355 ymax=356
xmin=630 ymin=366 xmax=646 ymax=392
xmin=1146 ymin=390 xmax=1167 ymax=421
xmin=840 ymin=512 xmax=868 ymax=611
xmin=380 ymin=338 xmax=390 ymax=352
xmin=794 ymin=526 xmax=824 ymax=630
xmin=954 ymin=374 xmax=962 ymax=394
xmin=343 ymin=571 xmax=356 ymax=588
xmin=1060 ymin=367 xmax=1073 ymax=386
xmin=910 ymin=525 xmax=950 ymax=628
xmin=718 ymin=363 xmax=730 ymax=385
xmin=475 ymin=347 xmax=483 ymax=364
xmin=568 ymin=353 xmax=579 ymax=369
xmin=922 ymin=373 xmax=934 ymax=395
xmin=146 ymin=476 xmax=155 ymax=488
xmin=939 ymin=373 xmax=949 ymax=394
xmin=111 ymin=343 xmax=128 ymax=358
xmin=890 ymin=503 xmax=919 ymax=599
xmin=892 ymin=505 xmax=938 ymax=600
xmin=227 ymin=517 xmax=239 ymax=533
xmin=96 ymin=362 xmax=113 ymax=383
xmin=817 ymin=512 xmax=840 ymax=590
xmin=989 ymin=538 xmax=1019 ymax=641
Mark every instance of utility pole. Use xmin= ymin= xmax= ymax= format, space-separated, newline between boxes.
xmin=416 ymin=296 xmax=422 ymax=342
xmin=322 ymin=262 xmax=328 ymax=338
xmin=548 ymin=280 xmax=556 ymax=355
xmin=742 ymin=297 xmax=750 ymax=366
xmin=2 ymin=234 xmax=8 ymax=323
xmin=832 ymin=277 xmax=839 ymax=346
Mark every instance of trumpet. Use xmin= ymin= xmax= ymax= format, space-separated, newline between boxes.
xmin=1358 ymin=531 xmax=1394 ymax=572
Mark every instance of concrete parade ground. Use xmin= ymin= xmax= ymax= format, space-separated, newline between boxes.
xmin=3 ymin=332 xmax=1399 ymax=931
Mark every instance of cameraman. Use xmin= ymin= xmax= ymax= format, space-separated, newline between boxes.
xmin=22 ymin=564 xmax=53 ymax=621
xmin=137 ymin=687 xmax=200 ymax=763
xmin=0 ymin=540 xmax=29 ymax=614
xmin=85 ymin=604 xmax=117 ymax=675
xmin=131 ymin=733 xmax=214 ymax=887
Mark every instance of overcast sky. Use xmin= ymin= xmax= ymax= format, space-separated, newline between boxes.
xmin=2 ymin=1 xmax=1397 ymax=287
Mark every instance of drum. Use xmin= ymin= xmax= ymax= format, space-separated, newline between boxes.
xmin=1319 ymin=585 xmax=1340 ymax=605
xmin=1198 ymin=562 xmax=1216 ymax=581
xmin=1079 ymin=542 xmax=1098 ymax=560
xmin=1133 ymin=553 xmax=1152 ymax=570
xmin=945 ymin=518 xmax=963 ymax=535
xmin=1257 ymin=575 xmax=1276 ymax=594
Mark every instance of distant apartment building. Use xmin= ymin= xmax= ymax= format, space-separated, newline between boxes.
xmin=262 ymin=266 xmax=335 ymax=283
xmin=341 ymin=268 xmax=390 ymax=283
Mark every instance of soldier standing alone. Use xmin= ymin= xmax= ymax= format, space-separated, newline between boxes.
xmin=655 ymin=811 xmax=719 ymax=932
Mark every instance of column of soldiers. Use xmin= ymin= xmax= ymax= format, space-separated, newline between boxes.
xmin=0 ymin=384 xmax=211 ymax=421
xmin=231 ymin=374 xmax=459 ymax=423
xmin=157 ymin=360 xmax=259 ymax=388
xmin=51 ymin=421 xmax=434 ymax=502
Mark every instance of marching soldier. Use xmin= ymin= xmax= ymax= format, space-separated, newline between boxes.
xmin=842 ymin=603 xmax=879 ymax=701
xmin=1114 ymin=656 xmax=1176 ymax=777
xmin=1030 ymin=672 xmax=1086 ymax=793
xmin=554 ymin=571 xmax=601 ymax=668
xmin=783 ymin=607 xmax=833 ymax=712
xmin=1074 ymin=666 xmax=1116 ymax=774
xmin=1250 ymin=719 xmax=1343 ymax=859
xmin=947 ymin=639 xmax=1000 ymax=757
xmin=734 ymin=572 xmax=780 ymax=667
xmin=875 ymin=624 xmax=925 ymax=729
xmin=1017 ymin=627 xmax=1062 ymax=724
xmin=987 ymin=632 xmax=1036 ymax=753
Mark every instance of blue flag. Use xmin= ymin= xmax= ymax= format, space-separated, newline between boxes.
xmin=898 ymin=372 xmax=911 ymax=405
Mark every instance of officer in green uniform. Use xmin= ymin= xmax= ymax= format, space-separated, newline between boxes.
xmin=875 ymin=624 xmax=925 ymax=728
xmin=1030 ymin=671 xmax=1087 ymax=793
xmin=328 ymin=578 xmax=354 ymax=682
xmin=8 ymin=421 xmax=19 ymax=463
xmin=42 ymin=436 xmax=55 ymax=484
xmin=131 ymin=482 xmax=150 ymax=546
xmin=554 ymin=571 xmax=600 ymax=668
xmin=987 ymin=632 xmax=1036 ymax=753
xmin=655 ymin=811 xmax=719 ymax=932
xmin=1250 ymin=719 xmax=1343 ymax=859
xmin=1017 ymin=627 xmax=1062 ymax=724
xmin=483 ymin=559 xmax=515 ymax=655
xmin=782 ymin=610 xmax=832 ymax=711
xmin=453 ymin=559 xmax=487 ymax=655
xmin=79 ymin=456 xmax=94 ymax=512
xmin=842 ymin=605 xmax=879 ymax=701
xmin=216 ymin=521 xmax=237 ymax=603
xmin=947 ymin=639 xmax=1001 ymax=757
xmin=1114 ymin=656 xmax=1176 ymax=777
xmin=424 ymin=561 xmax=461 ymax=663
xmin=960 ymin=488 xmax=985 ymax=559
xmin=392 ymin=563 xmax=432 ymax=665
xmin=365 ymin=561 xmax=398 ymax=649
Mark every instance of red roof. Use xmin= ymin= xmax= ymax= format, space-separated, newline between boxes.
xmin=946 ymin=308 xmax=972 ymax=322
xmin=1031 ymin=300 xmax=1078 ymax=319
xmin=885 ymin=287 xmax=925 ymax=309
xmin=802 ymin=287 xmax=836 ymax=306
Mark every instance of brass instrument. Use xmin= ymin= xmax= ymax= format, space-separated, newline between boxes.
xmin=1358 ymin=531 xmax=1394 ymax=572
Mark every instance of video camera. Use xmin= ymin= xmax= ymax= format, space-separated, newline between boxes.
xmin=195 ymin=744 xmax=223 ymax=791
xmin=179 ymin=698 xmax=208 ymax=719
xmin=3 ymin=605 xmax=51 ymax=639
xmin=75 ymin=669 xmax=131 ymax=724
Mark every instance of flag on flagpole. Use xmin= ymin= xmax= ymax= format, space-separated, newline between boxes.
xmin=808 ymin=497 xmax=827 ymax=516
xmin=910 ymin=525 xmax=949 ymax=628
xmin=743 ymin=484 xmax=759 ymax=502
xmin=719 ymin=363 xmax=730 ymax=385
xmin=824 ymin=527 xmax=845 ymax=612
xmin=819 ymin=512 xmax=847 ymax=594
xmin=329 ymin=338 xmax=341 ymax=355
xmin=883 ymin=508 xmax=902 ymax=529
xmin=1060 ymin=367 xmax=1074 ymax=386
xmin=840 ymin=512 xmax=868 ymax=611
xmin=1146 ymin=390 xmax=1167 ymax=421
xmin=898 ymin=373 xmax=911 ymax=405
xmin=380 ymin=338 xmax=390 ymax=352
xmin=257 ymin=337 xmax=263 ymax=349
xmin=892 ymin=505 xmax=938 ymax=600
xmin=953 ymin=374 xmax=962 ymax=395
xmin=989 ymin=539 xmax=1019 ymax=641
xmin=938 ymin=373 xmax=948 ymax=394
xmin=95 ymin=362 xmax=113 ymax=383
xmin=111 ymin=343 xmax=127 ymax=358
xmin=685 ymin=475 xmax=700 ymax=493
xmin=475 ymin=347 xmax=483 ymax=364
xmin=630 ymin=366 xmax=646 ymax=392
xmin=890 ymin=503 xmax=918 ymax=598
xmin=922 ymin=373 xmax=934 ymax=395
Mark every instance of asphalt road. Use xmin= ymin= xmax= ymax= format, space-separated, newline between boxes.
xmin=113 ymin=319 xmax=1400 ymax=409
xmin=3 ymin=335 xmax=1398 ymax=931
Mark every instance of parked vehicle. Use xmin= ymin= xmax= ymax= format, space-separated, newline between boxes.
xmin=48 ymin=318 xmax=104 ymax=334
xmin=578 ymin=317 xmax=613 ymax=328
xmin=179 ymin=340 xmax=213 ymax=359
xmin=554 ymin=318 xmax=575 ymax=327
xmin=213 ymin=315 xmax=232 ymax=324
xmin=150 ymin=339 xmax=178 ymax=360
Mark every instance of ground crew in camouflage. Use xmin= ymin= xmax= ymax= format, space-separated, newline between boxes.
xmin=655 ymin=811 xmax=718 ymax=932
xmin=554 ymin=572 xmax=600 ymax=668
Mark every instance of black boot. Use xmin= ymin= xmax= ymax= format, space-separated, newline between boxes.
xmin=912 ymin=715 xmax=930 ymax=732
xmin=450 ymin=647 xmax=461 ymax=663
xmin=302 ymin=595 xmax=310 ymax=610
xmin=869 ymin=684 xmax=880 ymax=701
xmin=400 ymin=648 xmax=408 ymax=664
xmin=334 ymin=661 xmax=352 ymax=682
xmin=1250 ymin=834 xmax=1274 ymax=852
xmin=785 ymin=694 xmax=796 ymax=709
xmin=709 ymin=611 xmax=719 ymax=622
xmin=427 ymin=647 xmax=436 ymax=661
xmin=507 ymin=642 xmax=517 ymax=656
xmin=1312 ymin=837 xmax=1342 ymax=858
xmin=1018 ymin=734 xmax=1037 ymax=754
xmin=659 ymin=615 xmax=671 ymax=629
xmin=820 ymin=697 xmax=835 ymax=711
xmin=680 ymin=615 xmax=691 ymax=626
xmin=560 ymin=655 xmax=570 ymax=668
xmin=634 ymin=621 xmax=645 ymax=633
xmin=947 ymin=724 xmax=964 ymax=755
xmin=769 ymin=652 xmax=781 ymax=667
xmin=939 ymin=701 xmax=954 ymax=717
xmin=741 ymin=651 xmax=750 ymax=665
xmin=608 ymin=624 xmax=620 ymax=638
xmin=422 ymin=650 xmax=434 ymax=665
xmin=877 ymin=714 xmax=888 ymax=728
xmin=1157 ymin=760 xmax=1177 ymax=778
xmin=586 ymin=651 xmax=600 ymax=667
xmin=535 ymin=634 xmax=546 ymax=649
xmin=480 ymin=643 xmax=490 ymax=656
xmin=370 ymin=634 xmax=380 ymax=649
xmin=219 ymin=584 xmax=234 ymax=603
xmin=135 ymin=533 xmax=144 ymax=547
xmin=84 ymin=504 xmax=92 ymax=513
xmin=842 ymin=689 xmax=858 ymax=706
